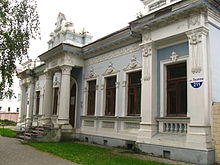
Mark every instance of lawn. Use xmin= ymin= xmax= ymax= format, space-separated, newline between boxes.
xmin=0 ymin=128 xmax=16 ymax=138
xmin=27 ymin=142 xmax=169 ymax=165
xmin=0 ymin=119 xmax=16 ymax=126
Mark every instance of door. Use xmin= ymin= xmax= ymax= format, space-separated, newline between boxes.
xmin=69 ymin=83 xmax=76 ymax=127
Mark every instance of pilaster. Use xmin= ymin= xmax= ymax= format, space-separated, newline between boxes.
xmin=185 ymin=27 xmax=212 ymax=150
xmin=58 ymin=65 xmax=72 ymax=125
xmin=26 ymin=79 xmax=35 ymax=125
xmin=42 ymin=71 xmax=53 ymax=125
xmin=18 ymin=84 xmax=26 ymax=123
xmin=137 ymin=41 xmax=157 ymax=143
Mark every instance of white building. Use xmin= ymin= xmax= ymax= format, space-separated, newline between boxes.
xmin=17 ymin=0 xmax=220 ymax=164
xmin=0 ymin=69 xmax=21 ymax=113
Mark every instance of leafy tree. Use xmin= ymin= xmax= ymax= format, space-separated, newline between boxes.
xmin=0 ymin=0 xmax=40 ymax=99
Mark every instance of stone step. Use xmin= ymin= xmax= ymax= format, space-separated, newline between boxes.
xmin=31 ymin=130 xmax=44 ymax=135
xmin=17 ymin=135 xmax=31 ymax=141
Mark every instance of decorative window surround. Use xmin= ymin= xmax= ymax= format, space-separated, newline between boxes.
xmin=85 ymin=67 xmax=98 ymax=80
xmin=160 ymin=55 xmax=189 ymax=117
xmin=122 ymin=56 xmax=142 ymax=117
xmin=83 ymin=76 xmax=98 ymax=116
xmin=100 ymin=62 xmax=120 ymax=117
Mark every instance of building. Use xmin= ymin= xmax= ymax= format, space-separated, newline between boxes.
xmin=17 ymin=0 xmax=220 ymax=164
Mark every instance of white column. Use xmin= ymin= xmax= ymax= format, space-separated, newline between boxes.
xmin=58 ymin=66 xmax=72 ymax=125
xmin=42 ymin=71 xmax=53 ymax=124
xmin=26 ymin=79 xmax=35 ymax=124
xmin=18 ymin=84 xmax=26 ymax=123
xmin=186 ymin=27 xmax=212 ymax=149
xmin=138 ymin=42 xmax=157 ymax=143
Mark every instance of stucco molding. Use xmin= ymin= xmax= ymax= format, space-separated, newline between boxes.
xmin=85 ymin=67 xmax=98 ymax=80
xmin=140 ymin=42 xmax=154 ymax=81
xmin=85 ymin=43 xmax=140 ymax=66
xmin=102 ymin=62 xmax=120 ymax=76
xmin=186 ymin=27 xmax=208 ymax=74
xmin=123 ymin=56 xmax=142 ymax=72
xmin=170 ymin=51 xmax=179 ymax=63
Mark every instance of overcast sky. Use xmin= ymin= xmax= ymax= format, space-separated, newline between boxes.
xmin=28 ymin=0 xmax=144 ymax=59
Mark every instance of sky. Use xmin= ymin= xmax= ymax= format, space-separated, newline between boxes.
xmin=28 ymin=0 xmax=144 ymax=59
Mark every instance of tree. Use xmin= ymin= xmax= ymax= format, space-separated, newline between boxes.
xmin=0 ymin=0 xmax=40 ymax=99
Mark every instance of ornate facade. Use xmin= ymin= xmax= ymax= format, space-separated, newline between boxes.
xmin=17 ymin=0 xmax=220 ymax=164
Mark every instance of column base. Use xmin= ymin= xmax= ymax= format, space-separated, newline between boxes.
xmin=137 ymin=122 xmax=157 ymax=143
xmin=186 ymin=125 xmax=213 ymax=150
xmin=58 ymin=118 xmax=70 ymax=125
xmin=41 ymin=117 xmax=53 ymax=127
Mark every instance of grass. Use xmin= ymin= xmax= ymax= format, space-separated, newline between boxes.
xmin=0 ymin=119 xmax=16 ymax=126
xmin=27 ymin=142 xmax=169 ymax=165
xmin=0 ymin=128 xmax=16 ymax=138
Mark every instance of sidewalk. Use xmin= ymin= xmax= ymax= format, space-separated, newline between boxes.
xmin=0 ymin=136 xmax=78 ymax=165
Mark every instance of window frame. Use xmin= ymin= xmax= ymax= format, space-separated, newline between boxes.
xmin=160 ymin=56 xmax=189 ymax=117
xmin=35 ymin=91 xmax=40 ymax=115
xmin=104 ymin=75 xmax=117 ymax=116
xmin=52 ymin=87 xmax=59 ymax=115
xmin=166 ymin=62 xmax=187 ymax=117
xmin=87 ymin=79 xmax=97 ymax=116
xmin=127 ymin=70 xmax=142 ymax=116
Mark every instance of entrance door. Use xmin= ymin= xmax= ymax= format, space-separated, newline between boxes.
xmin=69 ymin=83 xmax=76 ymax=127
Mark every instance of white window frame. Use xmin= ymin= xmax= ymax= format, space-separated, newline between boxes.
xmin=160 ymin=55 xmax=189 ymax=117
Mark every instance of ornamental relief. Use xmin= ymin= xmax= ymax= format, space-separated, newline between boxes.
xmin=186 ymin=28 xmax=207 ymax=74
xmin=142 ymin=44 xmax=152 ymax=57
xmin=141 ymin=43 xmax=153 ymax=81
xmin=85 ymin=43 xmax=140 ymax=66
xmin=123 ymin=56 xmax=142 ymax=71
xmin=102 ymin=62 xmax=119 ymax=76
xmin=53 ymin=72 xmax=61 ymax=87
xmin=85 ymin=67 xmax=98 ymax=80
xmin=187 ymin=14 xmax=200 ymax=29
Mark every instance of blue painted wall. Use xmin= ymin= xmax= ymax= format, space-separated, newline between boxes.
xmin=209 ymin=22 xmax=220 ymax=102
xmin=157 ymin=42 xmax=189 ymax=115
xmin=83 ymin=45 xmax=142 ymax=117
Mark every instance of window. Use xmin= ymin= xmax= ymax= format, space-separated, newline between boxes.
xmin=127 ymin=71 xmax=141 ymax=115
xmin=0 ymin=106 xmax=2 ymax=111
xmin=87 ymin=80 xmax=96 ymax=115
xmin=35 ymin=91 xmax=40 ymax=115
xmin=167 ymin=62 xmax=187 ymax=117
xmin=17 ymin=108 xmax=19 ymax=113
xmin=53 ymin=87 xmax=59 ymax=115
xmin=8 ymin=107 xmax=11 ymax=112
xmin=105 ymin=76 xmax=116 ymax=116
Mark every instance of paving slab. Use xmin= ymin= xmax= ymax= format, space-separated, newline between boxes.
xmin=0 ymin=136 xmax=78 ymax=165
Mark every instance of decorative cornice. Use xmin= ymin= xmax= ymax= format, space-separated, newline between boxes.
xmin=85 ymin=43 xmax=140 ymax=66
xmin=123 ymin=56 xmax=142 ymax=71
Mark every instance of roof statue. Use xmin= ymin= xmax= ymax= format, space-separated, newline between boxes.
xmin=48 ymin=12 xmax=92 ymax=49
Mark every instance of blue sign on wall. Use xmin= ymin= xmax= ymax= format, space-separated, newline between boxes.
xmin=190 ymin=78 xmax=204 ymax=88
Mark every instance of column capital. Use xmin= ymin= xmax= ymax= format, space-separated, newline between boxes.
xmin=186 ymin=27 xmax=209 ymax=44
xmin=60 ymin=65 xmax=72 ymax=75
xmin=139 ymin=42 xmax=155 ymax=58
